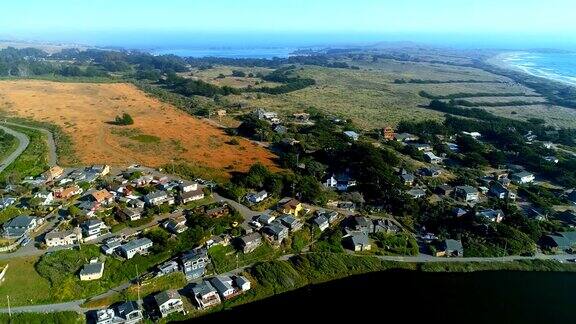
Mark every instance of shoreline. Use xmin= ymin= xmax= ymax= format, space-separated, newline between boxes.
xmin=488 ymin=51 xmax=576 ymax=87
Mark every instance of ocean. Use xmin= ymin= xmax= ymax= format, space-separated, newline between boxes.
xmin=499 ymin=52 xmax=576 ymax=86
xmin=150 ymin=47 xmax=297 ymax=59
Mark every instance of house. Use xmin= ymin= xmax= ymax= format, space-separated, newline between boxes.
xmin=278 ymin=215 xmax=303 ymax=232
xmin=407 ymin=188 xmax=426 ymax=199
xmin=239 ymin=233 xmax=262 ymax=253
xmin=158 ymin=261 xmax=180 ymax=276
xmin=313 ymin=215 xmax=329 ymax=232
xmin=410 ymin=143 xmax=433 ymax=152
xmin=163 ymin=214 xmax=188 ymax=234
xmin=119 ymin=238 xmax=153 ymax=259
xmin=45 ymin=227 xmax=82 ymax=247
xmin=77 ymin=201 xmax=99 ymax=218
xmin=0 ymin=197 xmax=16 ymax=209
xmin=424 ymin=152 xmax=443 ymax=164
xmin=90 ymin=165 xmax=110 ymax=176
xmin=144 ymin=191 xmax=174 ymax=206
xmin=33 ymin=191 xmax=54 ymax=206
xmin=205 ymin=205 xmax=229 ymax=218
xmin=53 ymin=185 xmax=83 ymax=199
xmin=277 ymin=198 xmax=303 ymax=217
xmin=179 ymin=181 xmax=199 ymax=193
xmin=116 ymin=207 xmax=143 ymax=222
xmin=543 ymin=156 xmax=559 ymax=164
xmin=383 ymin=127 xmax=395 ymax=141
xmin=181 ymin=248 xmax=208 ymax=280
xmin=3 ymin=215 xmax=39 ymax=238
xmin=348 ymin=216 xmax=372 ymax=234
xmin=101 ymin=236 xmax=123 ymax=255
xmin=455 ymin=186 xmax=479 ymax=203
xmin=246 ymin=190 xmax=268 ymax=204
xmin=234 ymin=275 xmax=251 ymax=292
xmin=263 ymin=223 xmax=289 ymax=244
xmin=115 ymin=301 xmax=144 ymax=324
xmin=511 ymin=171 xmax=535 ymax=185
xmin=540 ymin=232 xmax=576 ymax=251
xmin=344 ymin=232 xmax=371 ymax=251
xmin=274 ymin=125 xmax=288 ymax=134
xmin=394 ymin=133 xmax=418 ymax=142
xmin=257 ymin=213 xmax=276 ymax=225
xmin=436 ymin=185 xmax=453 ymax=196
xmin=453 ymin=208 xmax=468 ymax=218
xmin=477 ymin=209 xmax=504 ymax=223
xmin=293 ymin=112 xmax=311 ymax=122
xmin=42 ymin=165 xmax=64 ymax=181
xmin=338 ymin=201 xmax=356 ymax=212
xmin=421 ymin=167 xmax=442 ymax=177
xmin=180 ymin=189 xmax=205 ymax=204
xmin=81 ymin=219 xmax=107 ymax=238
xmin=373 ymin=219 xmax=399 ymax=234
xmin=318 ymin=210 xmax=339 ymax=224
xmin=445 ymin=142 xmax=459 ymax=152
xmin=489 ymin=182 xmax=516 ymax=200
xmin=90 ymin=189 xmax=114 ymax=205
xmin=79 ymin=259 xmax=104 ymax=281
xmin=192 ymin=281 xmax=222 ymax=309
xmin=401 ymin=173 xmax=415 ymax=186
xmin=210 ymin=276 xmax=235 ymax=299
xmin=325 ymin=174 xmax=357 ymax=192
xmin=436 ymin=239 xmax=464 ymax=257
xmin=344 ymin=131 xmax=360 ymax=141
xmin=154 ymin=290 xmax=184 ymax=318
xmin=462 ymin=131 xmax=482 ymax=139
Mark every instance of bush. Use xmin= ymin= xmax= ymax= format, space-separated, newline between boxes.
xmin=114 ymin=113 xmax=134 ymax=126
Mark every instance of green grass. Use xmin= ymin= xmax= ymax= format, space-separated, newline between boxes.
xmin=0 ymin=311 xmax=83 ymax=324
xmin=0 ymin=257 xmax=53 ymax=306
xmin=209 ymin=244 xmax=279 ymax=274
xmin=0 ymin=129 xmax=18 ymax=162
xmin=0 ymin=125 xmax=49 ymax=182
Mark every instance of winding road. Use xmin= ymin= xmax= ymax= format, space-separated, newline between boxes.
xmin=0 ymin=125 xmax=30 ymax=173
xmin=1 ymin=122 xmax=58 ymax=166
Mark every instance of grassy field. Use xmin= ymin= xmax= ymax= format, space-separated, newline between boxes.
xmin=0 ymin=80 xmax=278 ymax=178
xmin=208 ymin=244 xmax=279 ymax=274
xmin=0 ymin=125 xmax=49 ymax=182
xmin=0 ymin=257 xmax=53 ymax=306
xmin=185 ymin=66 xmax=280 ymax=89
xmin=191 ymin=58 xmax=575 ymax=130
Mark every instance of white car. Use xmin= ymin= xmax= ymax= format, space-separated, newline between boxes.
xmin=249 ymin=220 xmax=262 ymax=229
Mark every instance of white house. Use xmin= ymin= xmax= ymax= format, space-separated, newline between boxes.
xmin=34 ymin=191 xmax=54 ymax=206
xmin=511 ymin=171 xmax=535 ymax=184
xmin=344 ymin=131 xmax=360 ymax=141
xmin=154 ymin=290 xmax=184 ymax=318
xmin=79 ymin=259 xmax=104 ymax=281
xmin=119 ymin=238 xmax=153 ymax=259
xmin=246 ymin=190 xmax=268 ymax=204
xmin=424 ymin=152 xmax=443 ymax=164
xmin=45 ymin=228 xmax=82 ymax=247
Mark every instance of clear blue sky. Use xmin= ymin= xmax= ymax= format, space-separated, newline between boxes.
xmin=1 ymin=0 xmax=575 ymax=46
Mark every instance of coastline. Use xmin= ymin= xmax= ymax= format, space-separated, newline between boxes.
xmin=488 ymin=51 xmax=576 ymax=87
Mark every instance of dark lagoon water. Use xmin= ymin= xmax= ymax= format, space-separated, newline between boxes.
xmin=185 ymin=271 xmax=576 ymax=324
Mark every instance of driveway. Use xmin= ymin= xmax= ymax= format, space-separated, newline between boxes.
xmin=0 ymin=125 xmax=30 ymax=173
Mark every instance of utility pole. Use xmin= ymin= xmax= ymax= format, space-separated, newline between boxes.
xmin=136 ymin=265 xmax=141 ymax=302
xmin=7 ymin=295 xmax=11 ymax=318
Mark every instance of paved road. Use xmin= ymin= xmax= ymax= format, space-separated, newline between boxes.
xmin=1 ymin=122 xmax=57 ymax=166
xmin=0 ymin=300 xmax=85 ymax=314
xmin=0 ymin=125 xmax=30 ymax=173
xmin=213 ymin=193 xmax=260 ymax=221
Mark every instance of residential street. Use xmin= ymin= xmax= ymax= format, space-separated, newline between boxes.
xmin=0 ymin=125 xmax=29 ymax=174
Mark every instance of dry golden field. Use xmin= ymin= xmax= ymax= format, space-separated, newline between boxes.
xmin=0 ymin=80 xmax=277 ymax=175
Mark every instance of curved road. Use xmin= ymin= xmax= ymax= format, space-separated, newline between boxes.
xmin=0 ymin=125 xmax=30 ymax=173
xmin=1 ymin=122 xmax=57 ymax=166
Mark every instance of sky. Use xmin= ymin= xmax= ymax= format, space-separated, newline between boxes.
xmin=1 ymin=0 xmax=575 ymax=48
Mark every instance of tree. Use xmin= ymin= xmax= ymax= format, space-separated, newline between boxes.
xmin=114 ymin=113 xmax=134 ymax=126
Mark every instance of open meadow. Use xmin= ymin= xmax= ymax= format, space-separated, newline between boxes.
xmin=198 ymin=58 xmax=575 ymax=129
xmin=0 ymin=80 xmax=278 ymax=178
